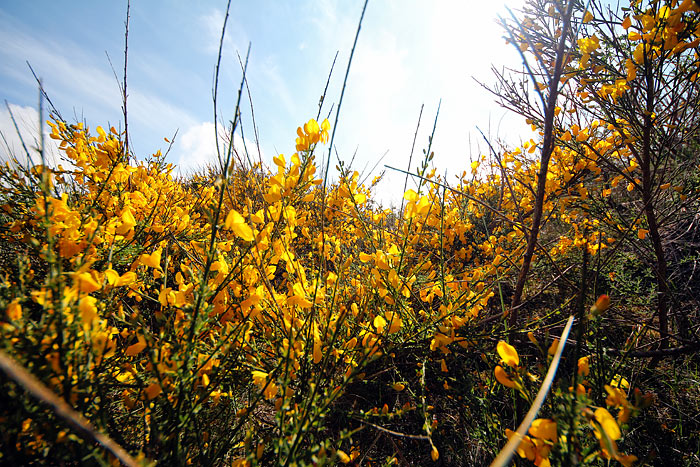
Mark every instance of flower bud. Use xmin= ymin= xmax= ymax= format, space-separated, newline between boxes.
xmin=589 ymin=294 xmax=610 ymax=317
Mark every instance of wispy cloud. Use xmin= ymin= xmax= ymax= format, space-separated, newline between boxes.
xmin=301 ymin=0 xmax=531 ymax=206
xmin=175 ymin=121 xmax=263 ymax=177
xmin=0 ymin=103 xmax=61 ymax=167
xmin=198 ymin=7 xmax=250 ymax=56
xmin=0 ymin=8 xmax=206 ymax=164
xmin=0 ymin=15 xmax=121 ymax=116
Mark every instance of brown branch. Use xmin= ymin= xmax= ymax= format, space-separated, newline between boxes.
xmin=350 ymin=417 xmax=430 ymax=440
xmin=509 ymin=0 xmax=576 ymax=327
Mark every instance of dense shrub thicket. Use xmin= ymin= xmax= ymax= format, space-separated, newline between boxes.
xmin=1 ymin=0 xmax=699 ymax=465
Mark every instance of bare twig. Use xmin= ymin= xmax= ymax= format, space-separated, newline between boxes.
xmin=398 ymin=104 xmax=424 ymax=226
xmin=509 ymin=0 xmax=575 ymax=326
xmin=122 ymin=0 xmax=131 ymax=157
xmin=0 ymin=351 xmax=139 ymax=467
xmin=350 ymin=418 xmax=431 ymax=440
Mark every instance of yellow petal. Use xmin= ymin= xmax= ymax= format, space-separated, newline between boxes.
xmin=6 ymin=301 xmax=22 ymax=321
xmin=74 ymin=271 xmax=101 ymax=294
xmin=337 ymin=450 xmax=351 ymax=464
xmin=79 ymin=296 xmax=98 ymax=324
xmin=577 ymin=356 xmax=590 ymax=376
xmin=590 ymin=294 xmax=610 ymax=317
xmin=403 ymin=189 xmax=418 ymax=202
xmin=140 ymin=248 xmax=162 ymax=269
xmin=387 ymin=313 xmax=402 ymax=334
xmin=115 ymin=271 xmax=137 ymax=287
xmin=117 ymin=207 xmax=136 ymax=234
xmin=263 ymin=381 xmax=277 ymax=400
xmin=125 ymin=336 xmax=147 ymax=356
xmin=251 ymin=370 xmax=268 ymax=389
xmin=594 ymin=407 xmax=621 ymax=441
xmin=529 ymin=418 xmax=557 ymax=441
xmin=313 ymin=341 xmax=322 ymax=364
xmin=495 ymin=365 xmax=516 ymax=388
xmin=105 ymin=268 xmax=119 ymax=285
xmin=497 ymin=340 xmax=519 ymax=367
xmin=145 ymin=382 xmax=162 ymax=400
xmin=373 ymin=315 xmax=387 ymax=333
xmin=353 ymin=192 xmax=366 ymax=204
xmin=273 ymin=154 xmax=286 ymax=167
xmin=225 ymin=209 xmax=255 ymax=242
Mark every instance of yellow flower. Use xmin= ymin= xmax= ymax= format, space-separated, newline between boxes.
xmin=116 ymin=207 xmax=136 ymax=235
xmin=337 ymin=450 xmax=351 ymax=464
xmin=313 ymin=339 xmax=322 ymax=364
xmin=251 ymin=370 xmax=267 ymax=387
xmin=497 ymin=340 xmax=519 ymax=367
xmin=440 ymin=359 xmax=448 ymax=373
xmin=593 ymin=407 xmax=621 ymax=441
xmin=125 ymin=335 xmax=147 ymax=356
xmin=590 ymin=294 xmax=610 ymax=317
xmin=495 ymin=365 xmax=517 ymax=388
xmin=144 ymin=382 xmax=162 ymax=400
xmin=287 ymin=282 xmax=313 ymax=308
xmin=373 ymin=315 xmax=387 ymax=333
xmin=430 ymin=445 xmax=439 ymax=461
xmin=471 ymin=160 xmax=480 ymax=174
xmin=115 ymin=271 xmax=137 ymax=287
xmin=295 ymin=118 xmax=330 ymax=151
xmin=529 ymin=418 xmax=557 ymax=442
xmin=224 ymin=209 xmax=255 ymax=242
xmin=578 ymin=356 xmax=590 ymax=376
xmin=73 ymin=271 xmax=101 ymax=294
xmin=139 ymin=248 xmax=162 ymax=270
xmin=578 ymin=35 xmax=600 ymax=55
xmin=251 ymin=370 xmax=277 ymax=400
xmin=5 ymin=300 xmax=22 ymax=321
xmin=505 ymin=429 xmax=536 ymax=461
xmin=78 ymin=296 xmax=98 ymax=324
xmin=385 ymin=311 xmax=402 ymax=334
xmin=91 ymin=330 xmax=115 ymax=356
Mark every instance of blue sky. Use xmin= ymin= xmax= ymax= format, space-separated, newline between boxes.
xmin=1 ymin=0 xmax=530 ymax=206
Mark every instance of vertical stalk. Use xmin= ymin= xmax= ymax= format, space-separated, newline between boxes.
xmin=509 ymin=0 xmax=575 ymax=326
xmin=641 ymin=54 xmax=670 ymax=349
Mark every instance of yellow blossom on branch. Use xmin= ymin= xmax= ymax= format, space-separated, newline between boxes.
xmin=224 ymin=209 xmax=255 ymax=242
xmin=497 ymin=340 xmax=519 ymax=367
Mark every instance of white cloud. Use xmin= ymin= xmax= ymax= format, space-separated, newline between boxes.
xmin=198 ymin=7 xmax=249 ymax=57
xmin=302 ymin=0 xmax=533 ymax=207
xmin=0 ymin=103 xmax=62 ymax=168
xmin=0 ymin=10 xmax=202 ymax=165
xmin=258 ymin=57 xmax=297 ymax=118
xmin=174 ymin=121 xmax=263 ymax=177
xmin=0 ymin=21 xmax=122 ymax=117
